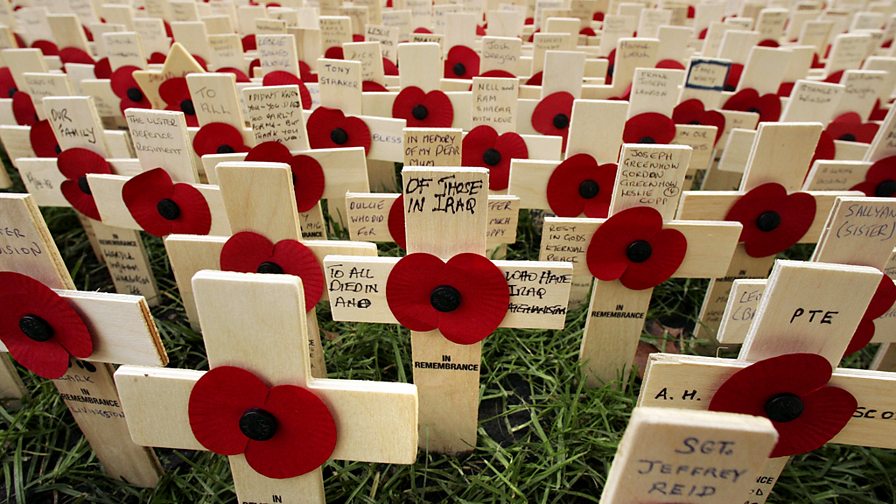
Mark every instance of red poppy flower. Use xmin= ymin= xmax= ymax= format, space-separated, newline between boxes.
xmin=526 ymin=71 xmax=543 ymax=86
xmin=193 ymin=122 xmax=250 ymax=157
xmin=722 ymin=88 xmax=782 ymax=122
xmin=546 ymin=154 xmax=617 ymax=218
xmin=93 ymin=57 xmax=112 ymax=78
xmin=672 ymin=99 xmax=725 ymax=145
xmin=57 ymin=148 xmax=113 ymax=220
xmin=724 ymin=63 xmax=744 ymax=92
xmin=709 ymin=353 xmax=857 ymax=458
xmin=853 ymin=155 xmax=896 ymax=197
xmin=0 ymin=67 xmax=17 ymax=98
xmin=159 ymin=76 xmax=199 ymax=127
xmin=242 ymin=34 xmax=256 ymax=51
xmin=824 ymin=70 xmax=844 ymax=84
xmin=413 ymin=27 xmax=432 ymax=34
xmin=244 ymin=141 xmax=325 ymax=212
xmin=444 ymin=45 xmax=479 ymax=79
xmin=385 ymin=252 xmax=509 ymax=344
xmin=580 ymin=27 xmax=596 ymax=36
xmin=383 ymin=58 xmax=399 ymax=76
xmin=481 ymin=69 xmax=516 ymax=79
xmin=122 ymin=168 xmax=212 ymax=237
xmin=605 ymin=49 xmax=616 ymax=85
xmin=219 ymin=231 xmax=324 ymax=311
xmin=585 ymin=206 xmax=687 ymax=290
xmin=387 ymin=195 xmax=406 ymax=249
xmin=59 ymin=47 xmax=95 ymax=65
xmin=0 ymin=271 xmax=93 ymax=379
xmin=148 ymin=52 xmax=167 ymax=64
xmin=306 ymin=107 xmax=371 ymax=153
xmin=219 ymin=67 xmax=250 ymax=82
xmin=846 ymin=276 xmax=896 ymax=355
xmin=477 ymin=24 xmax=487 ymax=36
xmin=622 ymin=113 xmax=676 ymax=144
xmin=362 ymin=81 xmax=388 ymax=92
xmin=261 ymin=71 xmax=312 ymax=109
xmin=698 ymin=27 xmax=708 ymax=39
xmin=11 ymin=90 xmax=37 ymax=125
xmin=188 ymin=366 xmax=336 ymax=479
xmin=811 ymin=130 xmax=836 ymax=167
xmin=29 ymin=119 xmax=60 ymax=158
xmin=31 ymin=40 xmax=59 ymax=56
xmin=824 ymin=112 xmax=879 ymax=143
xmin=299 ymin=61 xmax=318 ymax=83
xmin=593 ymin=11 xmax=605 ymax=21
xmin=811 ymin=52 xmax=826 ymax=69
xmin=324 ymin=46 xmax=344 ymax=59
xmin=777 ymin=81 xmax=795 ymax=97
xmin=725 ymin=183 xmax=816 ymax=258
xmin=758 ymin=39 xmax=780 ymax=47
xmin=111 ymin=65 xmax=151 ymax=115
xmin=392 ymin=86 xmax=454 ymax=127
xmin=656 ymin=59 xmax=685 ymax=70
xmin=461 ymin=125 xmax=528 ymax=190
xmin=192 ymin=54 xmax=209 ymax=71
xmin=527 ymin=29 xmax=541 ymax=43
xmin=531 ymin=91 xmax=574 ymax=149
xmin=870 ymin=99 xmax=888 ymax=121
xmin=686 ymin=5 xmax=695 ymax=17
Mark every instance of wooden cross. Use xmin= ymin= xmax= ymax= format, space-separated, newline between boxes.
xmin=323 ymin=166 xmax=573 ymax=453
xmin=164 ymin=161 xmax=377 ymax=376
xmin=115 ymin=269 xmax=418 ymax=504
xmin=600 ymin=406 xmax=778 ymax=503
xmin=638 ymin=259 xmax=896 ymax=503
xmin=538 ymin=142 xmax=742 ymax=386
xmin=676 ymin=122 xmax=860 ymax=339
xmin=12 ymin=95 xmax=163 ymax=305
xmin=0 ymin=192 xmax=167 ymax=487
xmin=716 ymin=196 xmax=896 ymax=349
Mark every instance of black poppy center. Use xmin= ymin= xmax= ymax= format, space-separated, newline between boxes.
xmin=552 ymin=113 xmax=570 ymax=129
xmin=689 ymin=120 xmax=701 ymax=125
xmin=412 ymin=104 xmax=429 ymax=120
xmin=180 ymin=99 xmax=195 ymax=116
xmin=482 ymin=148 xmax=502 ymax=166
xmin=239 ymin=408 xmax=278 ymax=441
xmin=430 ymin=285 xmax=461 ymax=312
xmin=18 ymin=314 xmax=54 ymax=342
xmin=126 ymin=87 xmax=143 ymax=102
xmin=723 ymin=84 xmax=736 ymax=92
xmin=54 ymin=144 xmax=62 ymax=155
xmin=452 ymin=62 xmax=466 ymax=76
xmin=838 ymin=133 xmax=856 ymax=142
xmin=875 ymin=179 xmax=896 ymax=197
xmin=626 ymin=240 xmax=652 ymax=263
xmin=330 ymin=127 xmax=348 ymax=145
xmin=755 ymin=211 xmax=781 ymax=232
xmin=578 ymin=179 xmax=599 ymax=199
xmin=8 ymin=86 xmax=17 ymax=98
xmin=257 ymin=261 xmax=284 ymax=274
xmin=638 ymin=136 xmax=656 ymax=144
xmin=156 ymin=198 xmax=181 ymax=220
xmin=747 ymin=107 xmax=760 ymax=114
xmin=77 ymin=175 xmax=92 ymax=195
xmin=216 ymin=144 xmax=235 ymax=154
xmin=764 ymin=393 xmax=804 ymax=423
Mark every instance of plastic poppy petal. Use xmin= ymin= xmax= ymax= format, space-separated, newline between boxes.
xmin=122 ymin=168 xmax=176 ymax=236
xmin=57 ymin=148 xmax=111 ymax=179
xmin=270 ymin=239 xmax=324 ymax=309
xmin=193 ymin=122 xmax=248 ymax=157
xmin=220 ymin=232 xmax=280 ymax=273
xmin=59 ymin=47 xmax=94 ymax=65
xmin=167 ymin=183 xmax=213 ymax=235
xmin=29 ymin=120 xmax=59 ymax=158
xmin=291 ymin=155 xmax=326 ymax=212
xmin=158 ymin=76 xmax=190 ymax=105
xmin=845 ymin=276 xmax=896 ymax=354
xmin=383 ymin=58 xmax=398 ymax=76
xmin=245 ymin=141 xmax=293 ymax=164
xmin=725 ymin=183 xmax=816 ymax=258
xmin=392 ymin=87 xmax=454 ymax=127
xmin=770 ymin=386 xmax=856 ymax=457
xmin=306 ymin=107 xmax=372 ymax=153
xmin=488 ymin=132 xmax=528 ymax=190
xmin=672 ymin=99 xmax=705 ymax=124
xmin=437 ymin=253 xmax=509 ymax=344
xmin=546 ymin=154 xmax=594 ymax=217
xmin=619 ymin=227 xmax=687 ymax=290
xmin=261 ymin=71 xmax=312 ymax=109
xmin=531 ymin=91 xmax=575 ymax=138
xmin=60 ymin=180 xmax=102 ymax=220
xmin=623 ymin=113 xmax=676 ymax=144
xmin=12 ymin=92 xmax=37 ymax=126
xmin=244 ymin=385 xmax=336 ymax=479
xmin=387 ymin=195 xmax=407 ymax=249
xmin=461 ymin=125 xmax=498 ymax=168
xmin=587 ymin=207 xmax=666 ymax=282
xmin=386 ymin=253 xmax=445 ymax=332
xmin=755 ymin=93 xmax=783 ymax=122
xmin=188 ymin=366 xmax=269 ymax=455
xmin=444 ymin=45 xmax=479 ymax=79
xmin=31 ymin=40 xmax=59 ymax=56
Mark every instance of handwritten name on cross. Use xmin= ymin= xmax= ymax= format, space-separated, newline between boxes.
xmin=115 ymin=270 xmax=418 ymax=504
xmin=324 ymin=167 xmax=573 ymax=453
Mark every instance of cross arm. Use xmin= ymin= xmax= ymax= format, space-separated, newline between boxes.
xmin=323 ymin=255 xmax=574 ymax=329
xmin=115 ymin=365 xmax=419 ymax=463
xmin=0 ymin=290 xmax=166 ymax=366
xmin=507 ymin=159 xmax=558 ymax=211
xmin=87 ymin=174 xmax=231 ymax=235
xmin=638 ymin=354 xmax=896 ymax=450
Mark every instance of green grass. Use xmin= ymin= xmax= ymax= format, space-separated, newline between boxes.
xmin=1 ymin=176 xmax=895 ymax=503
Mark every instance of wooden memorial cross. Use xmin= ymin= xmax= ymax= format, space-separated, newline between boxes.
xmin=537 ymin=143 xmax=743 ymax=386
xmin=676 ymin=122 xmax=859 ymax=339
xmin=164 ymin=162 xmax=377 ymax=376
xmin=638 ymin=260 xmax=896 ymax=503
xmin=132 ymin=43 xmax=207 ymax=126
xmin=343 ymin=127 xmax=521 ymax=251
xmin=115 ymin=270 xmax=418 ymax=504
xmin=716 ymin=196 xmax=896 ymax=354
xmin=0 ymin=193 xmax=168 ymax=487
xmin=600 ymin=407 xmax=779 ymax=503
xmin=324 ymin=167 xmax=574 ymax=453
xmin=13 ymin=95 xmax=163 ymax=304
